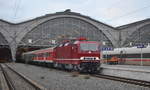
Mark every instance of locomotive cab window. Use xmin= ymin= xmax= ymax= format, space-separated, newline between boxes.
xmin=80 ymin=43 xmax=99 ymax=51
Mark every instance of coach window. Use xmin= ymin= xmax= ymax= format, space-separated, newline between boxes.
xmin=45 ymin=53 xmax=48 ymax=57
xmin=44 ymin=53 xmax=46 ymax=57
xmin=32 ymin=54 xmax=34 ymax=59
xmin=42 ymin=53 xmax=44 ymax=57
xmin=39 ymin=53 xmax=42 ymax=57
xmin=43 ymin=53 xmax=45 ymax=57
xmin=46 ymin=53 xmax=49 ymax=57
xmin=49 ymin=53 xmax=50 ymax=57
xmin=48 ymin=53 xmax=50 ymax=57
xmin=35 ymin=54 xmax=37 ymax=58
xmin=47 ymin=52 xmax=50 ymax=57
xmin=45 ymin=53 xmax=47 ymax=57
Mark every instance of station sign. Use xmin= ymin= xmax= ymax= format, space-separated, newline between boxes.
xmin=102 ymin=47 xmax=113 ymax=51
xmin=137 ymin=44 xmax=145 ymax=48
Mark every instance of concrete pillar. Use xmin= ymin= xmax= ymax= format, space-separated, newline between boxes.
xmin=9 ymin=41 xmax=17 ymax=62
xmin=10 ymin=47 xmax=17 ymax=62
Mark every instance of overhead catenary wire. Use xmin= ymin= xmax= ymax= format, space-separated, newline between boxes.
xmin=13 ymin=0 xmax=21 ymax=18
xmin=104 ymin=0 xmax=122 ymax=11
xmin=107 ymin=3 xmax=150 ymax=22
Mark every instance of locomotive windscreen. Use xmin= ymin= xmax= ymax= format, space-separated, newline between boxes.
xmin=80 ymin=43 xmax=99 ymax=51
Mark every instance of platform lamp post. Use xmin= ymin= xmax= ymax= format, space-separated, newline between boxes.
xmin=25 ymin=39 xmax=33 ymax=64
xmin=138 ymin=29 xmax=143 ymax=66
xmin=129 ymin=42 xmax=133 ymax=47
xmin=137 ymin=44 xmax=144 ymax=66
xmin=140 ymin=47 xmax=143 ymax=66
xmin=102 ymin=41 xmax=106 ymax=64
xmin=148 ymin=43 xmax=150 ymax=47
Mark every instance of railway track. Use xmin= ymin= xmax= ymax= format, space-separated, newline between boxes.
xmin=54 ymin=67 xmax=150 ymax=88
xmin=37 ymin=64 xmax=150 ymax=88
xmin=92 ymin=74 xmax=150 ymax=88
xmin=0 ymin=63 xmax=46 ymax=90
xmin=31 ymin=64 xmax=150 ymax=88
xmin=7 ymin=63 xmax=150 ymax=89
xmin=0 ymin=65 xmax=9 ymax=90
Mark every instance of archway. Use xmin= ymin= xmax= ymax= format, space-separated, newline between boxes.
xmin=0 ymin=32 xmax=11 ymax=62
xmin=123 ymin=24 xmax=150 ymax=46
xmin=0 ymin=46 xmax=12 ymax=62
xmin=19 ymin=17 xmax=113 ymax=47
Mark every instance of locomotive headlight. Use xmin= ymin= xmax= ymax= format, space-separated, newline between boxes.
xmin=80 ymin=57 xmax=84 ymax=60
xmin=96 ymin=57 xmax=99 ymax=60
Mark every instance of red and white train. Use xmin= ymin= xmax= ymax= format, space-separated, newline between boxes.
xmin=22 ymin=37 xmax=101 ymax=73
xmin=103 ymin=46 xmax=150 ymax=65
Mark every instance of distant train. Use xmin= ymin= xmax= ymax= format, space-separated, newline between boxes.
xmin=22 ymin=37 xmax=101 ymax=73
xmin=103 ymin=46 xmax=150 ymax=65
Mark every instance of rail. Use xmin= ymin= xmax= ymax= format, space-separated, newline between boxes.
xmin=0 ymin=64 xmax=15 ymax=90
xmin=0 ymin=64 xmax=47 ymax=90
xmin=92 ymin=74 xmax=150 ymax=88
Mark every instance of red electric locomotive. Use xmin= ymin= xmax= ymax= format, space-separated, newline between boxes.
xmin=22 ymin=37 xmax=101 ymax=73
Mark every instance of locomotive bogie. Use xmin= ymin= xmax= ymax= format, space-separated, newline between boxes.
xmin=78 ymin=62 xmax=100 ymax=73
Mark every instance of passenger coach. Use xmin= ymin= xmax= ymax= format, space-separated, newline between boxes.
xmin=103 ymin=46 xmax=150 ymax=65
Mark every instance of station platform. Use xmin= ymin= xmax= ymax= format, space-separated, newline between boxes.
xmin=101 ymin=64 xmax=150 ymax=81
